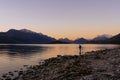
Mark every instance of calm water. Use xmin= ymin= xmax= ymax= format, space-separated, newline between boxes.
xmin=0 ymin=44 xmax=119 ymax=75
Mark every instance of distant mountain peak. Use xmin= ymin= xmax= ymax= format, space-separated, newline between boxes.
xmin=106 ymin=33 xmax=120 ymax=44
xmin=7 ymin=29 xmax=36 ymax=34
xmin=59 ymin=38 xmax=71 ymax=41
xmin=20 ymin=29 xmax=36 ymax=33
xmin=7 ymin=29 xmax=18 ymax=33
xmin=80 ymin=37 xmax=85 ymax=39
xmin=2 ymin=29 xmax=56 ymax=44
xmin=74 ymin=38 xmax=88 ymax=44
xmin=59 ymin=38 xmax=72 ymax=43
xmin=7 ymin=29 xmax=16 ymax=31
xmin=93 ymin=34 xmax=112 ymax=41
xmin=97 ymin=34 xmax=112 ymax=38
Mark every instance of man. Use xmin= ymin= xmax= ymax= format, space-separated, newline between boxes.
xmin=79 ymin=44 xmax=82 ymax=55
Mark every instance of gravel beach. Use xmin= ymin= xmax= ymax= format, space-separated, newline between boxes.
xmin=1 ymin=48 xmax=120 ymax=80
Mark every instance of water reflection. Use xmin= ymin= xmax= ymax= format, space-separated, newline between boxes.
xmin=0 ymin=45 xmax=47 ymax=57
xmin=0 ymin=44 xmax=119 ymax=75
xmin=0 ymin=45 xmax=49 ymax=75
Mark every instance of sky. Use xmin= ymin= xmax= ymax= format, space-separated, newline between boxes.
xmin=0 ymin=0 xmax=120 ymax=39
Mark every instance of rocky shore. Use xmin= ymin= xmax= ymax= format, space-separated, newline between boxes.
xmin=1 ymin=48 xmax=120 ymax=80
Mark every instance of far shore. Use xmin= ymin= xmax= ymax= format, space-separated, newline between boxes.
xmin=1 ymin=48 xmax=120 ymax=80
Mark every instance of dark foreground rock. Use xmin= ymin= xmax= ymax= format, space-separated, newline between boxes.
xmin=1 ymin=48 xmax=120 ymax=80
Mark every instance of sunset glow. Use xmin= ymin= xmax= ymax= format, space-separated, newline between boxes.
xmin=0 ymin=0 xmax=120 ymax=39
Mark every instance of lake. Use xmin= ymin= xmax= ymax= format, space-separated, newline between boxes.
xmin=0 ymin=44 xmax=119 ymax=75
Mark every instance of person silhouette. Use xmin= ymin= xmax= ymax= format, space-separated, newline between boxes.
xmin=79 ymin=44 xmax=82 ymax=55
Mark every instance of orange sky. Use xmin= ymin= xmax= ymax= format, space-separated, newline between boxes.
xmin=0 ymin=0 xmax=120 ymax=39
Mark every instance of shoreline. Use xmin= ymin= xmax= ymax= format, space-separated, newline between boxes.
xmin=1 ymin=48 xmax=120 ymax=80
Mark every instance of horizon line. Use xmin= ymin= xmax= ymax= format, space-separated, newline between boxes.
xmin=0 ymin=28 xmax=115 ymax=40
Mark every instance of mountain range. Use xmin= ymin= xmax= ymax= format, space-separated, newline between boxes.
xmin=0 ymin=29 xmax=56 ymax=44
xmin=58 ymin=38 xmax=73 ymax=43
xmin=92 ymin=34 xmax=112 ymax=41
xmin=73 ymin=38 xmax=89 ymax=44
xmin=104 ymin=33 xmax=120 ymax=44
xmin=0 ymin=29 xmax=119 ymax=44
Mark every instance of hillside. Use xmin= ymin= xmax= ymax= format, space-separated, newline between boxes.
xmin=73 ymin=38 xmax=89 ymax=44
xmin=105 ymin=33 xmax=120 ymax=44
xmin=0 ymin=29 xmax=56 ymax=44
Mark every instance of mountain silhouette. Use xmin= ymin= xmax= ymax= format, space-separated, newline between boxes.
xmin=0 ymin=29 xmax=119 ymax=44
xmin=73 ymin=38 xmax=89 ymax=44
xmin=59 ymin=38 xmax=72 ymax=43
xmin=105 ymin=33 xmax=120 ymax=44
xmin=0 ymin=29 xmax=56 ymax=44
xmin=92 ymin=34 xmax=112 ymax=41
xmin=89 ymin=34 xmax=112 ymax=43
